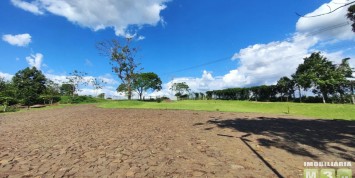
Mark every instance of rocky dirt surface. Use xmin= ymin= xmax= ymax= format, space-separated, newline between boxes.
xmin=0 ymin=105 xmax=354 ymax=177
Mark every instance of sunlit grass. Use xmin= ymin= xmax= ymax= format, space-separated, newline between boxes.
xmin=2 ymin=99 xmax=353 ymax=120
xmin=98 ymin=100 xmax=355 ymax=120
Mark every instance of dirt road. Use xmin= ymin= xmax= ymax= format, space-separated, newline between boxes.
xmin=0 ymin=105 xmax=354 ymax=177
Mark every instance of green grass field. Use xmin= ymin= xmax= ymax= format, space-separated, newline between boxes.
xmin=98 ymin=100 xmax=355 ymax=120
xmin=2 ymin=99 xmax=354 ymax=120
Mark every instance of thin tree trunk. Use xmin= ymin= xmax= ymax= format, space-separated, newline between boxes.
xmin=127 ymin=77 xmax=132 ymax=100
xmin=321 ymin=91 xmax=327 ymax=104
xmin=139 ymin=87 xmax=143 ymax=100
xmin=351 ymin=83 xmax=355 ymax=104
xmin=340 ymin=93 xmax=344 ymax=104
xmin=286 ymin=94 xmax=289 ymax=102
xmin=280 ymin=92 xmax=283 ymax=102
xmin=322 ymin=95 xmax=326 ymax=104
xmin=298 ymin=85 xmax=302 ymax=103
xmin=72 ymin=85 xmax=75 ymax=97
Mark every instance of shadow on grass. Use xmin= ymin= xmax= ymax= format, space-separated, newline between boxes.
xmin=206 ymin=117 xmax=355 ymax=162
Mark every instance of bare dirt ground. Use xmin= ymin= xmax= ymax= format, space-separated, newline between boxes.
xmin=0 ymin=105 xmax=354 ymax=178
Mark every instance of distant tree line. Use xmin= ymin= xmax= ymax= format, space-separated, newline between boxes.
xmin=0 ymin=67 xmax=107 ymax=112
xmin=206 ymin=52 xmax=354 ymax=104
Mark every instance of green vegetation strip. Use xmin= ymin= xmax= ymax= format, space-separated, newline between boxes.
xmin=98 ymin=100 xmax=355 ymax=120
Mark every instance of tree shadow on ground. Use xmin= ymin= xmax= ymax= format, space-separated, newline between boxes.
xmin=206 ymin=117 xmax=355 ymax=161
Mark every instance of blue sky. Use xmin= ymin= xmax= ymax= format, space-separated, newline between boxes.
xmin=1 ymin=0 xmax=354 ymax=98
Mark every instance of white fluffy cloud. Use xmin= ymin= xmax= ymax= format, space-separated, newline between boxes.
xmin=152 ymin=34 xmax=318 ymax=97
xmin=2 ymin=33 xmax=32 ymax=47
xmin=11 ymin=0 xmax=43 ymax=15
xmin=26 ymin=53 xmax=43 ymax=70
xmin=11 ymin=0 xmax=168 ymax=36
xmin=229 ymin=34 xmax=319 ymax=87
xmin=296 ymin=0 xmax=354 ymax=41
xmin=0 ymin=72 xmax=14 ymax=81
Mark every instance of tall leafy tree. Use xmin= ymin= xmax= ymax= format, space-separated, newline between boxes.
xmin=292 ymin=59 xmax=313 ymax=103
xmin=133 ymin=72 xmax=162 ymax=100
xmin=0 ymin=77 xmax=16 ymax=112
xmin=170 ymin=82 xmax=190 ymax=100
xmin=335 ymin=58 xmax=354 ymax=103
xmin=60 ymin=83 xmax=75 ymax=96
xmin=97 ymin=38 xmax=141 ymax=100
xmin=294 ymin=52 xmax=345 ymax=103
xmin=0 ymin=77 xmax=5 ymax=92
xmin=42 ymin=79 xmax=60 ymax=104
xmin=12 ymin=67 xmax=46 ymax=108
xmin=277 ymin=76 xmax=294 ymax=101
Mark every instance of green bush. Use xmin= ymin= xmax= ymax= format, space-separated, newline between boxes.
xmin=60 ymin=96 xmax=72 ymax=104
xmin=0 ymin=105 xmax=19 ymax=113
xmin=0 ymin=97 xmax=18 ymax=106
xmin=75 ymin=96 xmax=97 ymax=103
xmin=60 ymin=95 xmax=99 ymax=104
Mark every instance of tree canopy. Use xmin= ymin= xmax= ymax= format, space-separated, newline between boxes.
xmin=293 ymin=52 xmax=350 ymax=103
xmin=0 ymin=78 xmax=16 ymax=112
xmin=133 ymin=72 xmax=162 ymax=100
xmin=170 ymin=82 xmax=190 ymax=100
xmin=277 ymin=76 xmax=295 ymax=101
xmin=97 ymin=38 xmax=141 ymax=100
xmin=41 ymin=79 xmax=61 ymax=104
xmin=12 ymin=67 xmax=46 ymax=108
xmin=60 ymin=83 xmax=75 ymax=96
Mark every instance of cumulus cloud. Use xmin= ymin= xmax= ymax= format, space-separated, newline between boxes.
xmin=26 ymin=53 xmax=43 ymax=70
xmin=11 ymin=0 xmax=44 ymax=15
xmin=152 ymin=46 xmax=354 ymax=99
xmin=2 ymin=33 xmax=32 ymax=47
xmin=11 ymin=0 xmax=168 ymax=36
xmin=97 ymin=74 xmax=118 ymax=85
xmin=157 ymin=36 xmax=352 ymax=98
xmin=79 ymin=87 xmax=126 ymax=99
xmin=229 ymin=34 xmax=318 ymax=87
xmin=0 ymin=72 xmax=14 ymax=81
xmin=149 ymin=71 xmax=225 ymax=99
xmin=296 ymin=0 xmax=355 ymax=41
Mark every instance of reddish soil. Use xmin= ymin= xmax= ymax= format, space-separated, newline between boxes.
xmin=0 ymin=105 xmax=354 ymax=177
